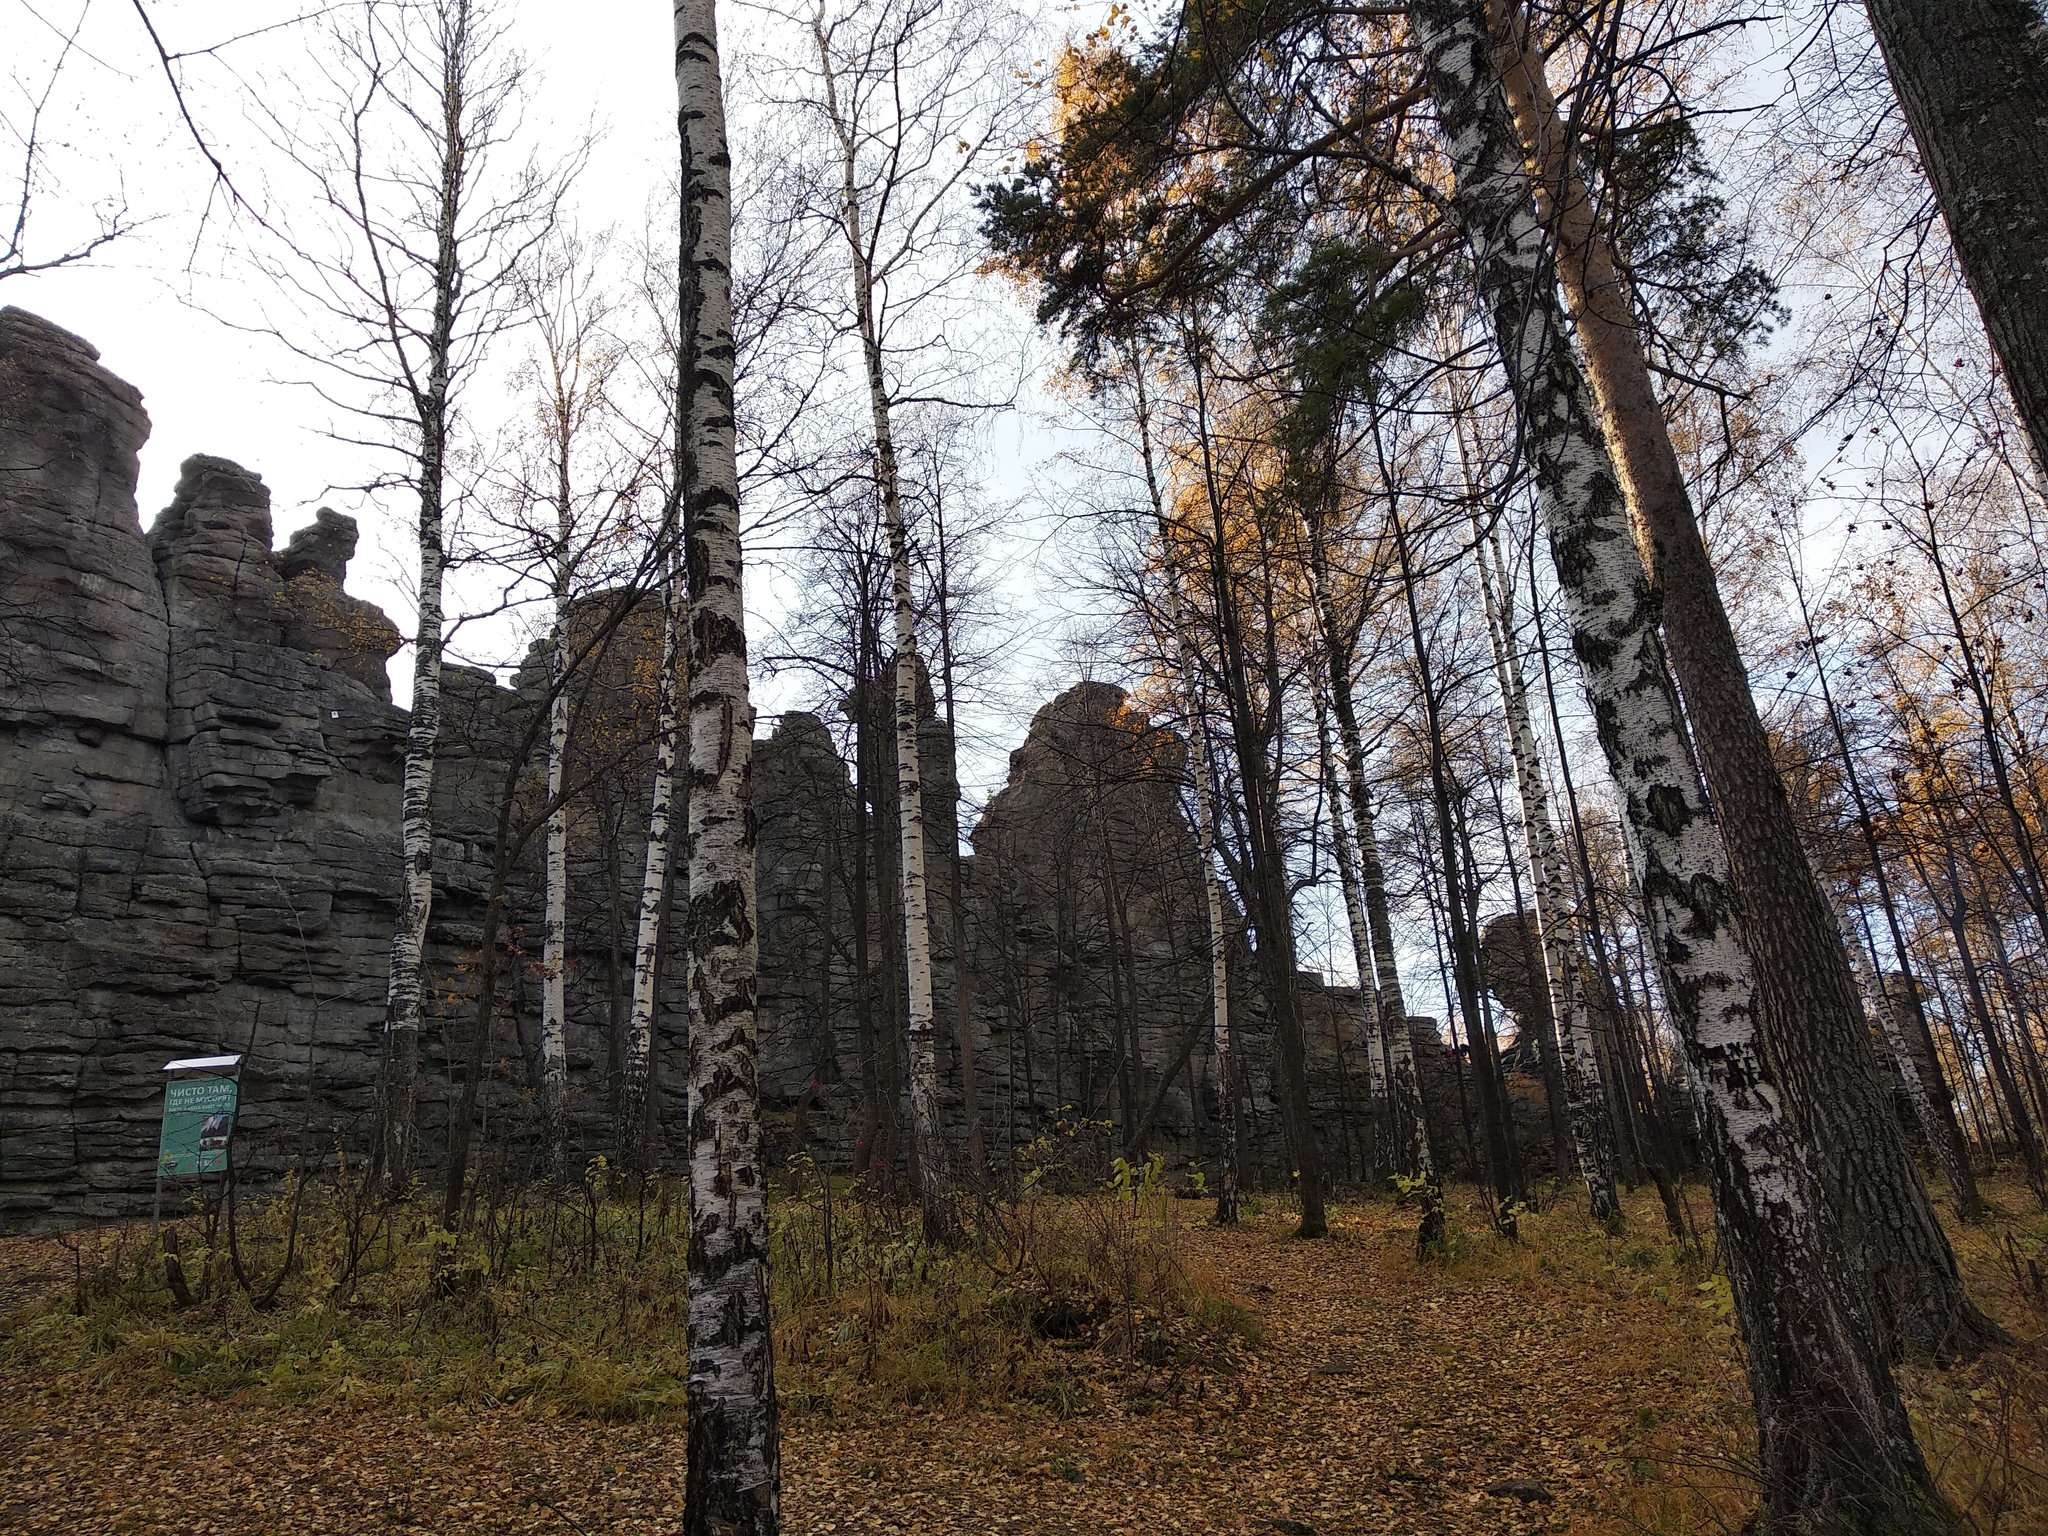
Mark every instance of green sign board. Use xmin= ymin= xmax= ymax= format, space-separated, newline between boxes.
xmin=157 ymin=1075 xmax=239 ymax=1176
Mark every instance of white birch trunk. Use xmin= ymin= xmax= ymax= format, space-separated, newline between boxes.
xmin=1162 ymin=604 xmax=1239 ymax=1218
xmin=1349 ymin=755 xmax=1433 ymax=1186
xmin=1185 ymin=678 xmax=1240 ymax=1221
xmin=1329 ymin=675 xmax=1439 ymax=1241
xmin=814 ymin=16 xmax=949 ymax=1239
xmin=541 ymin=612 xmax=571 ymax=1179
xmin=1414 ymin=1 xmax=1946 ymax=1518
xmin=621 ymin=573 xmax=681 ymax=1173
xmin=1304 ymin=547 xmax=1432 ymax=1188
xmin=1313 ymin=689 xmax=1389 ymax=1112
xmin=1460 ymin=487 xmax=1619 ymax=1222
xmin=1294 ymin=525 xmax=1397 ymax=1137
xmin=381 ymin=530 xmax=442 ymax=1191
xmin=1315 ymin=688 xmax=1388 ymax=1097
xmin=676 ymin=0 xmax=779 ymax=1524
xmin=378 ymin=8 xmax=468 ymax=1190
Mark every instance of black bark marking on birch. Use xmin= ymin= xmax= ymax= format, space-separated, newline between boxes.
xmin=1644 ymin=786 xmax=1689 ymax=839
xmin=1414 ymin=0 xmax=1960 ymax=1524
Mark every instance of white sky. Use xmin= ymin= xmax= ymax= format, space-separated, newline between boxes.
xmin=6 ymin=0 xmax=1091 ymax=808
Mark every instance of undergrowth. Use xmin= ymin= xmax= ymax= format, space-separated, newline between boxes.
xmin=0 ymin=1147 xmax=1259 ymax=1425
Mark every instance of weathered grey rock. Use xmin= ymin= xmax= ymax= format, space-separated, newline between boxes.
xmin=0 ymin=309 xmax=577 ymax=1228
xmin=2 ymin=309 xmax=1390 ymax=1226
xmin=279 ymin=506 xmax=358 ymax=586
xmin=0 ymin=306 xmax=166 ymax=739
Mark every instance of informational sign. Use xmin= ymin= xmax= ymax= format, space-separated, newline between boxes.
xmin=157 ymin=1074 xmax=239 ymax=1176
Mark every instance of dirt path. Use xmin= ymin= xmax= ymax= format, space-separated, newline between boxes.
xmin=0 ymin=1198 xmax=1748 ymax=1533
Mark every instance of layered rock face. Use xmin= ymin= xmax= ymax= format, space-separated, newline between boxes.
xmin=2 ymin=308 xmax=1388 ymax=1227
xmin=1 ymin=308 xmax=418 ymax=1220
xmin=751 ymin=682 xmax=1384 ymax=1183
xmin=0 ymin=310 xmax=690 ymax=1228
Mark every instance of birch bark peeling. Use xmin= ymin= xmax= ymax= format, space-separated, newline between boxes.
xmin=676 ymin=0 xmax=779 ymax=1526
xmin=1412 ymin=1 xmax=1957 ymax=1524
xmin=1485 ymin=0 xmax=1991 ymax=1359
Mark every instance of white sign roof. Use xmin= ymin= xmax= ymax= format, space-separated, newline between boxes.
xmin=162 ymin=1055 xmax=243 ymax=1073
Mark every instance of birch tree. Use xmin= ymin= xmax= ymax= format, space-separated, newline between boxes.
xmin=501 ymin=232 xmax=631 ymax=1181
xmin=799 ymin=0 xmax=1027 ymax=1240
xmin=676 ymin=0 xmax=778 ymax=1523
xmin=1485 ymin=0 xmax=1990 ymax=1357
xmin=1448 ymin=393 xmax=1618 ymax=1224
xmin=618 ymin=546 xmax=683 ymax=1176
xmin=1412 ymin=0 xmax=1953 ymax=1521
xmin=239 ymin=0 xmax=572 ymax=1191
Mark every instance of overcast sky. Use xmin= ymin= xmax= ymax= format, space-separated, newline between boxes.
xmin=6 ymin=0 xmax=1095 ymax=807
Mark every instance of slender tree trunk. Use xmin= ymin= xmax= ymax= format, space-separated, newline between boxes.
xmin=621 ymin=574 xmax=682 ymax=1175
xmin=1981 ymin=906 xmax=2048 ymax=1132
xmin=1296 ymin=512 xmax=1395 ymax=1169
xmin=1414 ymin=4 xmax=1959 ymax=1523
xmin=1173 ymin=596 xmax=1243 ymax=1225
xmin=382 ymin=495 xmax=444 ymax=1194
xmin=1863 ymin=0 xmax=2048 ymax=483
xmin=868 ymin=696 xmax=908 ymax=1179
xmin=379 ymin=22 xmax=469 ymax=1191
xmin=930 ymin=488 xmax=987 ymax=1177
xmin=1935 ymin=854 xmax=2047 ymax=1204
xmin=815 ymin=24 xmax=950 ymax=1242
xmin=1465 ymin=500 xmax=1619 ymax=1223
xmin=1487 ymin=0 xmax=1989 ymax=1363
xmin=851 ymin=684 xmax=881 ymax=1175
xmin=1315 ymin=689 xmax=1389 ymax=1176
xmin=1796 ymin=581 xmax=1984 ymax=1218
xmin=1920 ymin=511 xmax=2048 ymax=932
xmin=1828 ymin=860 xmax=1978 ymax=1215
xmin=540 ymin=400 xmax=578 ymax=1182
xmin=1315 ymin=564 xmax=1435 ymax=1215
xmin=1391 ymin=504 xmax=1522 ymax=1219
xmin=676 ymin=0 xmax=779 ymax=1525
xmin=1128 ymin=354 xmax=1239 ymax=1220
xmin=1185 ymin=328 xmax=1326 ymax=1237
xmin=541 ymin=610 xmax=571 ymax=1180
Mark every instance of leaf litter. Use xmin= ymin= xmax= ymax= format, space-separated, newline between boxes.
xmin=6 ymin=1182 xmax=2043 ymax=1533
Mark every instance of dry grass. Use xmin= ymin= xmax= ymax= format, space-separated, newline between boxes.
xmin=0 ymin=1155 xmax=1255 ymax=1425
xmin=2 ymin=1167 xmax=2045 ymax=1532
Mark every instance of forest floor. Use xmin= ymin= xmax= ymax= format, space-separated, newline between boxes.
xmin=2 ymin=1179 xmax=2045 ymax=1534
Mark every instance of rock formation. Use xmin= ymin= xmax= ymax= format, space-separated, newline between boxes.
xmin=1 ymin=307 xmax=1390 ymax=1228
xmin=0 ymin=308 xmax=695 ymax=1228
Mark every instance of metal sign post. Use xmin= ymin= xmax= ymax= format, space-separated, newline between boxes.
xmin=154 ymin=1054 xmax=244 ymax=1232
